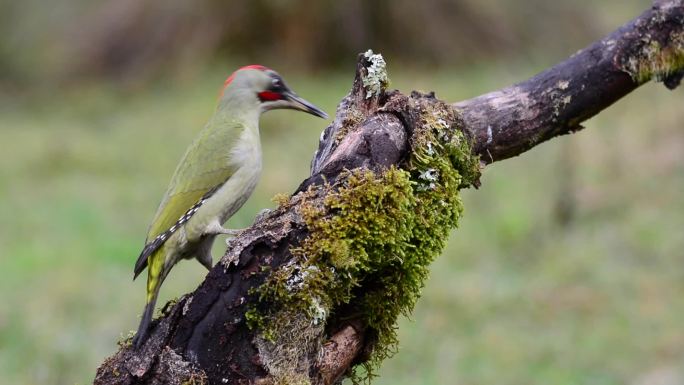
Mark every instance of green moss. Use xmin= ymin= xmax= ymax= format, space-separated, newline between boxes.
xmin=245 ymin=307 xmax=276 ymax=341
xmin=248 ymin=99 xmax=480 ymax=382
xmin=116 ymin=330 xmax=135 ymax=348
xmin=272 ymin=192 xmax=291 ymax=207
xmin=621 ymin=31 xmax=684 ymax=84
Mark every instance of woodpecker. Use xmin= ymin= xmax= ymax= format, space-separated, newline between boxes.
xmin=131 ymin=65 xmax=328 ymax=348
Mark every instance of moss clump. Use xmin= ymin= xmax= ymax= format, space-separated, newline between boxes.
xmin=255 ymin=310 xmax=324 ymax=385
xmin=116 ymin=330 xmax=136 ymax=348
xmin=272 ymin=192 xmax=292 ymax=208
xmin=249 ymin=99 xmax=480 ymax=383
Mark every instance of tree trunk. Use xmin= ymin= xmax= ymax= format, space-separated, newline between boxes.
xmin=94 ymin=2 xmax=684 ymax=384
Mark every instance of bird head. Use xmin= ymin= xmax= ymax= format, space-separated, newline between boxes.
xmin=220 ymin=65 xmax=328 ymax=119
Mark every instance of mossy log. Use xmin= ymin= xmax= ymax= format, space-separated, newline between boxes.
xmin=94 ymin=2 xmax=684 ymax=385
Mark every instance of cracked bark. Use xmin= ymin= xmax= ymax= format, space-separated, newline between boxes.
xmin=94 ymin=2 xmax=683 ymax=384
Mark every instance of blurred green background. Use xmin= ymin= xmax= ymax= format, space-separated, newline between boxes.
xmin=1 ymin=1 xmax=683 ymax=384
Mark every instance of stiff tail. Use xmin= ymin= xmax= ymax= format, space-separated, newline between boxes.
xmin=133 ymin=253 xmax=164 ymax=349
xmin=132 ymin=298 xmax=157 ymax=349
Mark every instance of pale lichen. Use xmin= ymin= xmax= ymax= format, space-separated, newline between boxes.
xmin=362 ymin=50 xmax=390 ymax=99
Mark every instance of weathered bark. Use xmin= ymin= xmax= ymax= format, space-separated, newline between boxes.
xmin=95 ymin=2 xmax=683 ymax=385
xmin=457 ymin=0 xmax=684 ymax=163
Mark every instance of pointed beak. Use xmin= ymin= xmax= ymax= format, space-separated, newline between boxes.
xmin=283 ymin=91 xmax=329 ymax=119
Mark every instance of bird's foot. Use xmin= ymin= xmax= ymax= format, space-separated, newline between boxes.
xmin=218 ymin=227 xmax=243 ymax=236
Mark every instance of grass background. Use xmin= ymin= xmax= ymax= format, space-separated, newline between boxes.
xmin=0 ymin=60 xmax=683 ymax=384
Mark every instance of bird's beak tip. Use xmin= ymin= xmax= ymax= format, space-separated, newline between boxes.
xmin=305 ymin=104 xmax=329 ymax=120
xmin=285 ymin=91 xmax=329 ymax=120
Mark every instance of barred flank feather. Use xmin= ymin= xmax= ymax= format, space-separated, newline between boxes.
xmin=132 ymin=187 xmax=219 ymax=280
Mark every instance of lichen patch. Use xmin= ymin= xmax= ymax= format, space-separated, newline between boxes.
xmin=362 ymin=50 xmax=390 ymax=99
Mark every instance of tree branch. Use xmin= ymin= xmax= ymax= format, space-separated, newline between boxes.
xmin=457 ymin=0 xmax=684 ymax=163
xmin=95 ymin=2 xmax=683 ymax=384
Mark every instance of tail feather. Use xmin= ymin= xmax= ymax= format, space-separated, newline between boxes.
xmin=133 ymin=293 xmax=158 ymax=349
xmin=133 ymin=249 xmax=165 ymax=349
xmin=134 ymin=239 xmax=164 ymax=280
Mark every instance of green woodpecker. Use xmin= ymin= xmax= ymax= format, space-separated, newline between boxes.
xmin=132 ymin=65 xmax=328 ymax=348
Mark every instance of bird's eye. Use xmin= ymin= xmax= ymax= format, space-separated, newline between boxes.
xmin=272 ymin=78 xmax=282 ymax=88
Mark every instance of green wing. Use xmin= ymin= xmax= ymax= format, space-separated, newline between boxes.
xmin=132 ymin=118 xmax=244 ymax=279
xmin=146 ymin=120 xmax=243 ymax=241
